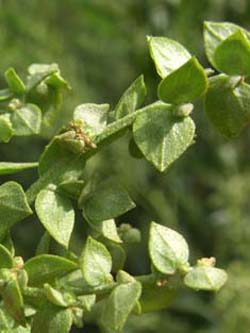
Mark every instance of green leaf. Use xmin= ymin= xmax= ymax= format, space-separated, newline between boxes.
xmin=101 ymin=281 xmax=142 ymax=332
xmin=205 ymin=74 xmax=250 ymax=137
xmin=0 ymin=115 xmax=14 ymax=143
xmin=184 ymin=266 xmax=227 ymax=291
xmin=88 ymin=219 xmax=122 ymax=243
xmin=82 ymin=183 xmax=135 ymax=221
xmin=0 ymin=182 xmax=32 ymax=240
xmin=158 ymin=57 xmax=208 ymax=104
xmin=203 ymin=21 xmax=250 ymax=69
xmin=11 ymin=103 xmax=42 ymax=136
xmin=24 ymin=254 xmax=77 ymax=286
xmin=36 ymin=232 xmax=51 ymax=255
xmin=147 ymin=36 xmax=191 ymax=78
xmin=115 ymin=75 xmax=147 ymax=119
xmin=27 ymin=63 xmax=58 ymax=91
xmin=35 ymin=188 xmax=75 ymax=248
xmin=80 ymin=237 xmax=112 ymax=287
xmin=0 ymin=244 xmax=14 ymax=269
xmin=0 ymin=162 xmax=38 ymax=175
xmin=149 ymin=222 xmax=189 ymax=274
xmin=4 ymin=68 xmax=25 ymax=95
xmin=57 ymin=180 xmax=85 ymax=200
xmin=45 ymin=72 xmax=70 ymax=90
xmin=133 ymin=105 xmax=195 ymax=172
xmin=0 ymin=88 xmax=13 ymax=101
xmin=214 ymin=30 xmax=250 ymax=76
xmin=77 ymin=294 xmax=96 ymax=311
xmin=1 ymin=278 xmax=26 ymax=326
xmin=44 ymin=284 xmax=68 ymax=307
xmin=73 ymin=103 xmax=109 ymax=134
xmin=31 ymin=303 xmax=72 ymax=333
xmin=107 ymin=243 xmax=126 ymax=273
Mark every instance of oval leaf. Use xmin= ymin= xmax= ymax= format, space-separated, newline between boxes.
xmin=35 ymin=188 xmax=75 ymax=248
xmin=31 ymin=303 xmax=72 ymax=333
xmin=82 ymin=183 xmax=135 ymax=221
xmin=214 ymin=30 xmax=250 ymax=75
xmin=115 ymin=75 xmax=147 ymax=119
xmin=205 ymin=74 xmax=250 ymax=138
xmin=73 ymin=103 xmax=109 ymax=134
xmin=147 ymin=36 xmax=191 ymax=78
xmin=80 ymin=237 xmax=112 ymax=287
xmin=88 ymin=219 xmax=122 ymax=243
xmin=0 ymin=244 xmax=14 ymax=269
xmin=24 ymin=254 xmax=77 ymax=286
xmin=101 ymin=281 xmax=142 ymax=331
xmin=203 ymin=21 xmax=250 ymax=69
xmin=158 ymin=57 xmax=208 ymax=104
xmin=149 ymin=222 xmax=189 ymax=274
xmin=0 ymin=181 xmax=32 ymax=240
xmin=0 ymin=114 xmax=14 ymax=143
xmin=184 ymin=266 xmax=227 ymax=291
xmin=11 ymin=103 xmax=42 ymax=136
xmin=133 ymin=105 xmax=195 ymax=172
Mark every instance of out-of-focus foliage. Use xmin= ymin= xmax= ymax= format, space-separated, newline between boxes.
xmin=1 ymin=0 xmax=250 ymax=332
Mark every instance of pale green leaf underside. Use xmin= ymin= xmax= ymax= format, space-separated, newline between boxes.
xmin=133 ymin=106 xmax=195 ymax=172
xmin=11 ymin=104 xmax=42 ymax=136
xmin=184 ymin=266 xmax=227 ymax=291
xmin=149 ymin=222 xmax=189 ymax=274
xmin=147 ymin=36 xmax=191 ymax=78
xmin=35 ymin=188 xmax=75 ymax=248
xmin=80 ymin=236 xmax=112 ymax=287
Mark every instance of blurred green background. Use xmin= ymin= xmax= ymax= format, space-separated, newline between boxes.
xmin=1 ymin=0 xmax=250 ymax=332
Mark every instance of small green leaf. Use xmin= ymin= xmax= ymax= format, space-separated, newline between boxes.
xmin=149 ymin=222 xmax=189 ymax=274
xmin=44 ymin=284 xmax=68 ymax=307
xmin=0 ymin=114 xmax=14 ymax=143
xmin=0 ymin=244 xmax=14 ymax=269
xmin=45 ymin=72 xmax=70 ymax=90
xmin=88 ymin=219 xmax=122 ymax=243
xmin=205 ymin=74 xmax=250 ymax=137
xmin=4 ymin=68 xmax=25 ymax=95
xmin=203 ymin=21 xmax=250 ymax=69
xmin=24 ymin=254 xmax=77 ymax=286
xmin=73 ymin=103 xmax=109 ymax=134
xmin=27 ymin=63 xmax=58 ymax=91
xmin=133 ymin=105 xmax=195 ymax=172
xmin=77 ymin=294 xmax=96 ymax=311
xmin=36 ymin=232 xmax=51 ymax=255
xmin=35 ymin=188 xmax=75 ymax=248
xmin=11 ymin=103 xmax=42 ymax=136
xmin=107 ymin=243 xmax=126 ymax=273
xmin=214 ymin=30 xmax=250 ymax=75
xmin=115 ymin=75 xmax=147 ymax=119
xmin=184 ymin=266 xmax=227 ymax=291
xmin=82 ymin=183 xmax=135 ymax=221
xmin=0 ymin=88 xmax=13 ymax=101
xmin=31 ymin=303 xmax=72 ymax=333
xmin=57 ymin=180 xmax=85 ymax=200
xmin=1 ymin=277 xmax=26 ymax=326
xmin=0 ymin=162 xmax=38 ymax=175
xmin=80 ymin=237 xmax=112 ymax=287
xmin=0 ymin=182 xmax=32 ymax=240
xmin=147 ymin=36 xmax=191 ymax=78
xmin=101 ymin=281 xmax=142 ymax=332
xmin=158 ymin=57 xmax=208 ymax=104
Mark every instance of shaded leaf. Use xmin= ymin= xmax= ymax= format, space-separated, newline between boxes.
xmin=11 ymin=104 xmax=42 ymax=136
xmin=205 ymin=74 xmax=250 ymax=137
xmin=0 ymin=244 xmax=14 ymax=269
xmin=203 ymin=21 xmax=250 ymax=69
xmin=0 ymin=182 xmax=32 ymax=240
xmin=0 ymin=162 xmax=38 ymax=175
xmin=88 ymin=219 xmax=122 ymax=243
xmin=24 ymin=254 xmax=77 ymax=286
xmin=82 ymin=183 xmax=135 ymax=221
